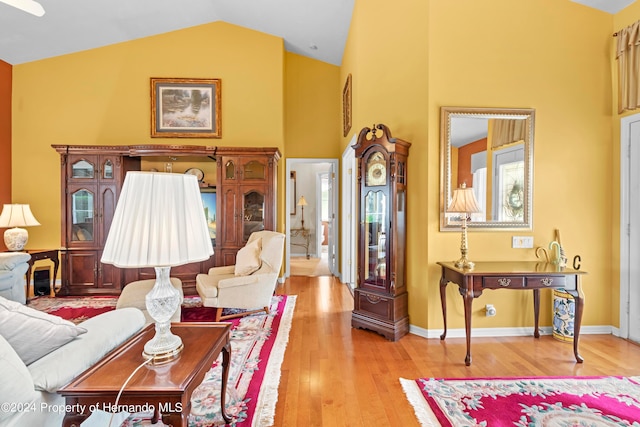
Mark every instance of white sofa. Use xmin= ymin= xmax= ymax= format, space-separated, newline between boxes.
xmin=0 ymin=252 xmax=30 ymax=304
xmin=0 ymin=297 xmax=145 ymax=427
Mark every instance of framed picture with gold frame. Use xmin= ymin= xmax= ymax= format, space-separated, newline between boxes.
xmin=343 ymin=74 xmax=352 ymax=137
xmin=151 ymin=77 xmax=221 ymax=138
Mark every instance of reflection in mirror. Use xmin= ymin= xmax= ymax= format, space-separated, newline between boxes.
xmin=440 ymin=107 xmax=535 ymax=230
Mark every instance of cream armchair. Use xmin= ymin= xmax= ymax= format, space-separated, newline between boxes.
xmin=196 ymin=230 xmax=285 ymax=321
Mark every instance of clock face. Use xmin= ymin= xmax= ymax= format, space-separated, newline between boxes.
xmin=367 ymin=161 xmax=386 ymax=186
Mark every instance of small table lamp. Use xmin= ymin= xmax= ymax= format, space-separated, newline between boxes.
xmin=101 ymin=172 xmax=213 ymax=363
xmin=447 ymin=184 xmax=481 ymax=269
xmin=297 ymin=195 xmax=308 ymax=228
xmin=0 ymin=204 xmax=41 ymax=251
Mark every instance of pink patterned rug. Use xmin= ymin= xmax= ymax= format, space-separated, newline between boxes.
xmin=29 ymin=294 xmax=296 ymax=426
xmin=401 ymin=376 xmax=640 ymax=426
xmin=28 ymin=295 xmax=218 ymax=324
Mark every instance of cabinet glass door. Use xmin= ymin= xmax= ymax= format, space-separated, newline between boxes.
xmin=243 ymin=190 xmax=265 ymax=242
xmin=243 ymin=160 xmax=266 ymax=179
xmin=102 ymin=159 xmax=113 ymax=179
xmin=71 ymin=160 xmax=95 ymax=179
xmin=71 ymin=189 xmax=94 ymax=241
xmin=364 ymin=190 xmax=386 ymax=285
xmin=225 ymin=160 xmax=236 ymax=180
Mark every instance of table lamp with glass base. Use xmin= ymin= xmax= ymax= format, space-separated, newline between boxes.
xmin=142 ymin=266 xmax=184 ymax=363
xmin=101 ymin=172 xmax=213 ymax=364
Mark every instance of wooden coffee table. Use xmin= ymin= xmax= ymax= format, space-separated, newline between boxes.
xmin=59 ymin=323 xmax=232 ymax=427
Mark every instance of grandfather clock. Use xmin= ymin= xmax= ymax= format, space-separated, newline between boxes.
xmin=351 ymin=124 xmax=411 ymax=341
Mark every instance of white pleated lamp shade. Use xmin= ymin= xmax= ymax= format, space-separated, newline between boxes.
xmin=101 ymin=172 xmax=213 ymax=268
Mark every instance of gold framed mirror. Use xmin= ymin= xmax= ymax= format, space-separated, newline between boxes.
xmin=440 ymin=107 xmax=535 ymax=231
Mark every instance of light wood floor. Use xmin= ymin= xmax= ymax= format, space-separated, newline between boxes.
xmin=273 ymin=275 xmax=640 ymax=427
xmin=289 ymin=254 xmax=331 ymax=277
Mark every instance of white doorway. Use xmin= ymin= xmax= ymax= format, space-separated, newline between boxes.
xmin=620 ymin=113 xmax=640 ymax=342
xmin=341 ymin=137 xmax=357 ymax=289
xmin=316 ymin=170 xmax=334 ymax=270
xmin=285 ymin=158 xmax=338 ymax=278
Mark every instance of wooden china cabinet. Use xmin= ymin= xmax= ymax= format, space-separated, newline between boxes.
xmin=54 ymin=146 xmax=139 ymax=295
xmin=53 ymin=144 xmax=278 ymax=296
xmin=214 ymin=147 xmax=280 ymax=267
xmin=351 ymin=124 xmax=411 ymax=341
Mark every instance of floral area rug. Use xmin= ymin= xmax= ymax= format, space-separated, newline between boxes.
xmin=29 ymin=294 xmax=296 ymax=426
xmin=28 ymin=295 xmax=214 ymax=324
xmin=28 ymin=295 xmax=119 ymax=323
xmin=400 ymin=376 xmax=640 ymax=426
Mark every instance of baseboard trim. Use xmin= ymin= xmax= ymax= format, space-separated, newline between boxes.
xmin=408 ymin=324 xmax=614 ymax=339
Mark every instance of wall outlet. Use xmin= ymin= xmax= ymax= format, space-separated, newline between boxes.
xmin=512 ymin=236 xmax=534 ymax=248
xmin=485 ymin=304 xmax=496 ymax=317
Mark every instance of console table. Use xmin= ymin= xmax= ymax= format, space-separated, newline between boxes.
xmin=290 ymin=227 xmax=311 ymax=259
xmin=437 ymin=261 xmax=587 ymax=366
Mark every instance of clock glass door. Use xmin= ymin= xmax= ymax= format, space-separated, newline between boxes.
xmin=364 ymin=190 xmax=387 ymax=288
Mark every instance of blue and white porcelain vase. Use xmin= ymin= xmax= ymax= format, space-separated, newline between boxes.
xmin=553 ymin=288 xmax=575 ymax=342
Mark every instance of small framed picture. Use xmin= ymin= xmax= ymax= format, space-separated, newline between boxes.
xmin=343 ymin=74 xmax=352 ymax=137
xmin=151 ymin=77 xmax=221 ymax=138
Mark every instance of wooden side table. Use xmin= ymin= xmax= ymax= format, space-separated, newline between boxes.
xmin=25 ymin=249 xmax=59 ymax=303
xmin=59 ymin=323 xmax=232 ymax=427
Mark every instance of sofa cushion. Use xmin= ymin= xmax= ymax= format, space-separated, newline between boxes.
xmin=0 ymin=252 xmax=31 ymax=270
xmin=0 ymin=296 xmax=87 ymax=365
xmin=28 ymin=307 xmax=145 ymax=393
xmin=0 ymin=334 xmax=39 ymax=423
xmin=234 ymin=237 xmax=262 ymax=276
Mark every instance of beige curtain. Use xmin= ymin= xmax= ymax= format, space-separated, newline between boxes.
xmin=491 ymin=119 xmax=526 ymax=149
xmin=616 ymin=20 xmax=640 ymax=113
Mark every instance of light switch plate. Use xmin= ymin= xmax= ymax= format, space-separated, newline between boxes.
xmin=512 ymin=236 xmax=534 ymax=248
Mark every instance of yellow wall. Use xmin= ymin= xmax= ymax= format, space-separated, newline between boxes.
xmin=12 ymin=22 xmax=285 ymax=250
xmin=342 ymin=0 xmax=614 ymax=330
xmin=282 ymin=52 xmax=343 ymax=238
xmin=0 ymin=59 xmax=11 ymax=223
xmin=284 ymin=52 xmax=342 ymax=158
xmin=341 ymin=0 xmax=430 ymax=326
xmin=8 ymin=0 xmax=630 ymax=333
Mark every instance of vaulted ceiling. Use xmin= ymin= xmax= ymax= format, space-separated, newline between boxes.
xmin=0 ymin=0 xmax=634 ymax=66
xmin=0 ymin=0 xmax=354 ymax=65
